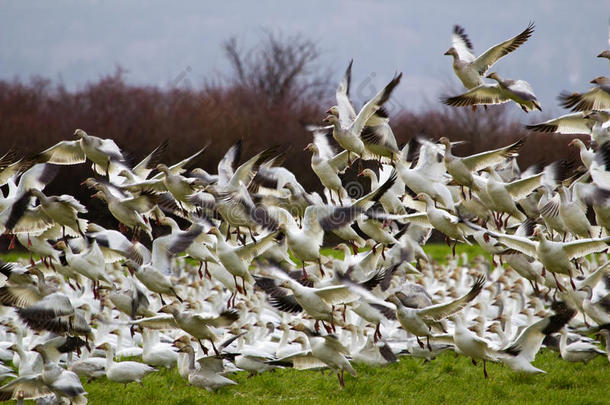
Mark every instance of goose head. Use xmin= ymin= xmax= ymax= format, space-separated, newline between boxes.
xmin=172 ymin=335 xmax=192 ymax=349
xmin=443 ymin=47 xmax=458 ymax=57
xmin=74 ymin=129 xmax=87 ymax=139
xmin=289 ymin=335 xmax=308 ymax=346
xmin=583 ymin=110 xmax=609 ymax=123
xmin=531 ymin=225 xmax=547 ymax=241
xmin=90 ymin=191 xmax=106 ymax=202
xmin=486 ymin=72 xmax=501 ymax=82
xmin=326 ymin=106 xmax=339 ymax=116
xmin=357 ymin=168 xmax=376 ymax=181
xmin=206 ymin=227 xmax=222 ymax=238
xmin=322 ymin=115 xmax=340 ymax=127
xmin=568 ymin=139 xmax=587 ymax=150
xmin=303 ymin=143 xmax=318 ymax=153
xmin=96 ymin=342 xmax=113 ymax=352
xmin=590 ymin=76 xmax=609 ymax=85
xmin=437 ymin=137 xmax=452 ymax=153
xmin=278 ymin=280 xmax=294 ymax=290
xmin=413 ymin=193 xmax=434 ymax=206
xmin=158 ymin=303 xmax=180 ymax=315
xmin=155 ymin=164 xmax=170 ymax=174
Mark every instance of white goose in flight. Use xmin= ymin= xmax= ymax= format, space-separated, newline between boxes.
xmin=444 ymin=22 xmax=535 ymax=89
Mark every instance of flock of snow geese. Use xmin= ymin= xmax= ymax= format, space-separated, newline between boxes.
xmin=0 ymin=22 xmax=609 ymax=404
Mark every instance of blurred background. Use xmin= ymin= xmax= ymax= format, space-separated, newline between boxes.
xmin=0 ymin=0 xmax=608 ymax=211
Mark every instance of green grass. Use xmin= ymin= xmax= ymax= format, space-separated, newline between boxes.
xmin=78 ymin=350 xmax=609 ymax=405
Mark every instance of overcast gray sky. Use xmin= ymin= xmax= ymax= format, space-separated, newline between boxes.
xmin=1 ymin=0 xmax=609 ymax=116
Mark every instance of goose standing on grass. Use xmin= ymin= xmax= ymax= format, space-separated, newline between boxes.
xmin=444 ymin=22 xmax=535 ymax=89
xmin=559 ymin=328 xmax=606 ymax=363
xmin=177 ymin=345 xmax=237 ymax=391
xmin=96 ymin=342 xmax=156 ymax=386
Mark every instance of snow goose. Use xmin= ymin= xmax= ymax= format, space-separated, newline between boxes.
xmin=55 ymin=240 xmax=109 ymax=298
xmin=90 ymin=186 xmax=153 ymax=239
xmin=157 ymin=215 xmax=217 ymax=278
xmin=33 ymin=129 xmax=126 ymax=180
xmin=559 ymin=77 xmax=610 ymax=112
xmin=478 ymin=165 xmax=553 ymax=226
xmin=568 ymin=138 xmax=596 ymax=169
xmin=351 ymin=333 xmax=397 ymax=366
xmin=125 ymin=259 xmax=183 ymax=305
xmin=0 ymin=344 xmax=87 ymax=404
xmin=487 ymin=72 xmax=542 ymax=112
xmin=255 ymin=274 xmax=358 ymax=333
xmin=444 ymin=22 xmax=535 ymax=89
xmin=588 ymin=141 xmax=610 ymax=189
xmin=29 ymin=189 xmax=87 ymax=238
xmin=158 ymin=303 xmax=239 ymax=355
xmin=452 ymin=314 xmax=499 ymax=378
xmin=289 ymin=324 xmax=357 ymax=388
xmin=177 ymin=345 xmax=237 ymax=391
xmin=328 ymin=61 xmax=400 ymax=161
xmin=141 ymin=329 xmax=178 ymax=369
xmin=557 ymin=186 xmax=594 ymax=238
xmin=438 ymin=137 xmax=524 ymax=196
xmin=386 ymin=276 xmax=485 ymax=351
xmin=559 ymin=328 xmax=606 ymax=363
xmin=444 ymin=73 xmax=541 ymax=112
xmin=578 ymin=183 xmax=610 ymax=232
xmin=468 ymin=222 xmax=610 ymax=289
xmin=87 ymin=223 xmax=150 ymax=265
xmin=359 ymin=165 xmax=406 ymax=215
xmin=414 ymin=193 xmax=472 ymax=255
xmin=96 ymin=342 xmax=156 ymax=385
xmin=525 ymin=112 xmax=610 ymax=145
xmin=0 ymin=166 xmax=59 ymax=237
xmin=207 ymin=227 xmax=278 ymax=296
xmin=579 ymin=285 xmax=610 ymax=326
xmin=68 ymin=348 xmax=107 ymax=381
xmin=324 ymin=70 xmax=402 ymax=163
xmin=304 ymin=142 xmax=349 ymax=205
xmin=16 ymin=226 xmax=61 ymax=268
xmin=395 ymin=138 xmax=456 ymax=212
xmin=498 ymin=302 xmax=576 ymax=373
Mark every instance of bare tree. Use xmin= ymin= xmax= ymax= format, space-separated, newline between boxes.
xmin=223 ymin=30 xmax=331 ymax=108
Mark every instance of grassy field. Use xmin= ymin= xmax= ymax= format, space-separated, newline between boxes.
xmin=81 ymin=350 xmax=609 ymax=405
xmin=3 ymin=245 xmax=608 ymax=404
